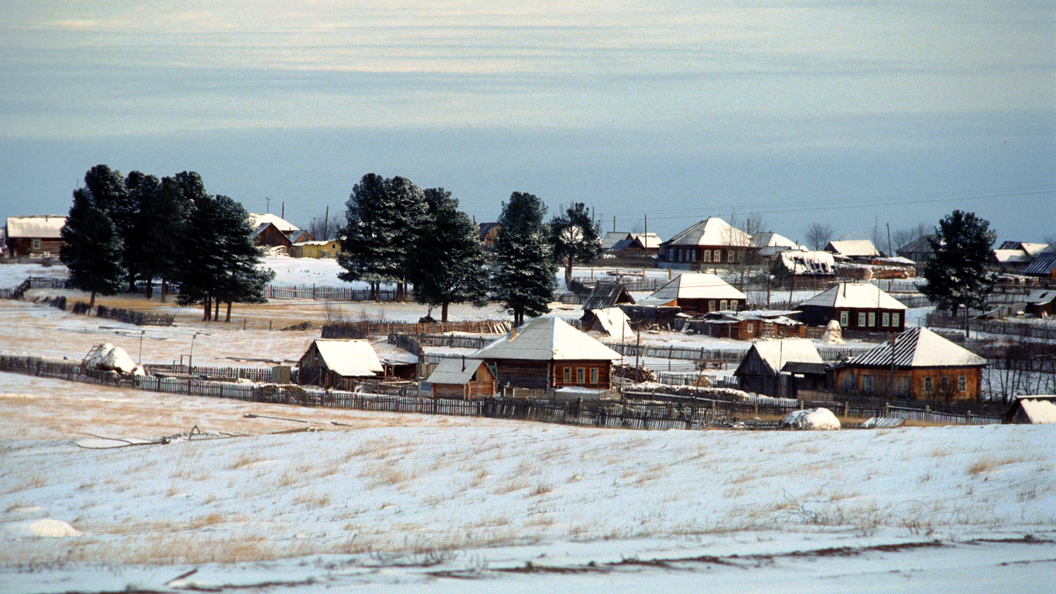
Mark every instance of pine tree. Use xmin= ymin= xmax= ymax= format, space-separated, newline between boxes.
xmin=83 ymin=165 xmax=138 ymax=291
xmin=405 ymin=188 xmax=489 ymax=322
xmin=337 ymin=174 xmax=427 ymax=301
xmin=59 ymin=188 xmax=127 ymax=309
xmin=921 ymin=210 xmax=997 ymax=337
xmin=493 ymin=192 xmax=556 ymax=326
xmin=549 ymin=202 xmax=602 ymax=287
xmin=212 ymin=195 xmax=275 ymax=322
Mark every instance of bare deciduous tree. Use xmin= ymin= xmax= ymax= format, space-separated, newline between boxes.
xmin=805 ymin=222 xmax=834 ymax=251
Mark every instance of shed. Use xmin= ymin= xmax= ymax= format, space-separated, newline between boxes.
xmin=424 ymin=358 xmax=496 ymax=399
xmin=797 ymin=283 xmax=907 ymax=332
xmin=1003 ymin=395 xmax=1056 ymax=424
xmin=833 ymin=327 xmax=987 ymax=401
xmin=581 ymin=282 xmax=636 ymax=311
xmin=297 ymin=339 xmax=383 ymax=389
xmin=252 ymin=222 xmax=293 ymax=252
xmin=734 ymin=339 xmax=824 ymax=397
xmin=825 ymin=239 xmax=882 ymax=259
xmin=470 ymin=316 xmax=622 ymax=390
xmin=772 ymin=251 xmax=837 ymax=289
xmin=584 ymin=307 xmax=634 ymax=339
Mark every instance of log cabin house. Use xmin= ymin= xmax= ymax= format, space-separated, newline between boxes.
xmin=734 ymin=339 xmax=826 ymax=398
xmin=424 ymin=358 xmax=497 ymax=399
xmin=5 ymin=215 xmax=66 ymax=257
xmin=637 ymin=272 xmax=747 ymax=315
xmin=470 ymin=316 xmax=622 ymax=390
xmin=833 ymin=327 xmax=987 ymax=402
xmin=797 ymin=283 xmax=907 ymax=333
xmin=297 ymin=339 xmax=383 ymax=389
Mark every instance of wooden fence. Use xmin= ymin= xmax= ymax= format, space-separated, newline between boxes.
xmin=95 ymin=305 xmax=175 ymax=327
xmin=323 ymin=320 xmax=510 ymax=339
xmin=926 ymin=313 xmax=1056 ymax=340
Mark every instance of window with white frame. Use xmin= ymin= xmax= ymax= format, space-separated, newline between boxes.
xmin=590 ymin=368 xmax=599 ymax=384
xmin=882 ymin=312 xmax=890 ymax=327
xmin=703 ymin=250 xmax=711 ymax=262
xmin=840 ymin=311 xmax=849 ymax=327
xmin=868 ymin=312 xmax=876 ymax=327
xmin=924 ymin=377 xmax=933 ymax=393
xmin=576 ymin=368 xmax=585 ymax=383
xmin=892 ymin=312 xmax=900 ymax=327
xmin=564 ymin=367 xmax=571 ymax=383
xmin=858 ymin=312 xmax=867 ymax=327
xmin=714 ymin=249 xmax=722 ymax=262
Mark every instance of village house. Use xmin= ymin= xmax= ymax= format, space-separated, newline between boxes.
xmin=251 ymin=221 xmax=293 ymax=252
xmin=1024 ymin=251 xmax=1056 ymax=282
xmin=657 ymin=218 xmax=751 ymax=270
xmin=297 ymin=338 xmax=383 ymax=389
xmin=696 ymin=310 xmax=806 ymax=340
xmin=424 ymin=358 xmax=497 ymax=399
xmin=637 ymin=272 xmax=747 ymax=315
xmin=734 ymin=339 xmax=826 ymax=398
xmin=750 ymin=231 xmax=804 ymax=262
xmin=796 ymin=282 xmax=907 ymax=333
xmin=291 ymin=239 xmax=342 ymax=259
xmin=833 ymin=327 xmax=987 ymax=401
xmin=478 ymin=222 xmax=500 ymax=250
xmin=5 ymin=215 xmax=66 ymax=258
xmin=469 ymin=316 xmax=622 ymax=391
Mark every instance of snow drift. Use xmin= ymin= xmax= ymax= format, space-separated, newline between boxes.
xmin=783 ymin=407 xmax=841 ymax=430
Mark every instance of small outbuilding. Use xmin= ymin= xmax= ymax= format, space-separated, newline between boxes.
xmin=1003 ymin=395 xmax=1056 ymax=424
xmin=734 ymin=339 xmax=825 ymax=398
xmin=424 ymin=358 xmax=497 ymax=399
xmin=297 ymin=339 xmax=383 ymax=389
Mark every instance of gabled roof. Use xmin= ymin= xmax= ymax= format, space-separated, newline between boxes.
xmin=303 ymin=339 xmax=383 ymax=377
xmin=6 ymin=215 xmax=66 ymax=239
xmin=998 ymin=241 xmax=1049 ymax=256
xmin=247 ymin=213 xmax=299 ymax=233
xmin=425 ymin=358 xmax=488 ymax=385
xmin=778 ymin=251 xmax=836 ymax=276
xmin=1024 ymin=252 xmax=1056 ymax=276
xmin=287 ymin=230 xmax=314 ymax=243
xmin=826 ymin=239 xmax=881 ymax=258
xmin=992 ymin=249 xmax=1031 ymax=264
xmin=845 ymin=327 xmax=987 ymax=368
xmin=582 ymin=282 xmax=635 ymax=311
xmin=610 ymin=238 xmax=638 ymax=252
xmin=896 ymin=235 xmax=937 ymax=255
xmin=601 ymin=231 xmax=628 ymax=250
xmin=639 ymin=273 xmax=746 ymax=307
xmin=628 ymin=232 xmax=662 ymax=250
xmin=1004 ymin=395 xmax=1056 ymax=424
xmin=798 ymin=283 xmax=907 ymax=311
xmin=744 ymin=339 xmax=823 ymax=374
xmin=752 ymin=232 xmax=799 ymax=249
xmin=663 ymin=218 xmax=751 ymax=247
xmin=471 ymin=316 xmax=621 ymax=362
xmin=478 ymin=222 xmax=500 ymax=240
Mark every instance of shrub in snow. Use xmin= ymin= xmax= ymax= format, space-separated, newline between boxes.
xmin=782 ymin=407 xmax=841 ymax=430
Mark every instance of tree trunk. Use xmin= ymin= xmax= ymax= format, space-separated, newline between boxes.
xmin=564 ymin=263 xmax=573 ymax=289
xmin=161 ymin=279 xmax=167 ymax=303
xmin=214 ymin=298 xmax=220 ymax=321
xmin=441 ymin=302 xmax=449 ymax=323
xmin=225 ymin=302 xmax=232 ymax=323
xmin=203 ymin=297 xmax=210 ymax=321
xmin=145 ymin=279 xmax=153 ymax=300
xmin=89 ymin=291 xmax=97 ymax=310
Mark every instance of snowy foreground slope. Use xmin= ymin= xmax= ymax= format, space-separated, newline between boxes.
xmin=1 ymin=371 xmax=1054 ymax=593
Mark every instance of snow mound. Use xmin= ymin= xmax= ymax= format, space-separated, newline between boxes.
xmin=782 ymin=407 xmax=841 ymax=430
xmin=84 ymin=343 xmax=142 ymax=375
xmin=5 ymin=519 xmax=82 ymax=538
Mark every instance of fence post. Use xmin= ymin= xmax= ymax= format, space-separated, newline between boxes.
xmin=925 ymin=405 xmax=930 ymax=422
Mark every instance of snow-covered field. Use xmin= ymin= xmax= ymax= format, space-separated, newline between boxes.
xmin=1 ymin=259 xmax=1054 ymax=593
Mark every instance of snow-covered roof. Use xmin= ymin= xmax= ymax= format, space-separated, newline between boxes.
xmin=992 ymin=249 xmax=1031 ymax=264
xmin=6 ymin=215 xmax=66 ymax=239
xmin=752 ymin=232 xmax=799 ymax=249
xmin=425 ymin=358 xmax=486 ymax=385
xmin=471 ymin=316 xmax=621 ymax=362
xmin=588 ymin=307 xmax=634 ymax=339
xmin=798 ymin=283 xmax=907 ymax=310
xmin=628 ymin=232 xmax=662 ymax=250
xmin=247 ymin=213 xmax=299 ymax=233
xmin=826 ymin=239 xmax=880 ymax=258
xmin=1008 ymin=396 xmax=1056 ymax=424
xmin=749 ymin=339 xmax=823 ymax=374
xmin=778 ymin=251 xmax=836 ymax=276
xmin=307 ymin=339 xmax=383 ymax=377
xmin=639 ymin=273 xmax=747 ymax=306
xmin=664 ymin=218 xmax=751 ymax=247
xmin=845 ymin=327 xmax=987 ymax=368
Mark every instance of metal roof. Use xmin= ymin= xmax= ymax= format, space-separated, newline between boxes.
xmin=582 ymin=282 xmax=635 ymax=311
xmin=639 ymin=272 xmax=747 ymax=305
xmin=1025 ymin=252 xmax=1056 ymax=276
xmin=845 ymin=327 xmax=987 ymax=368
xmin=750 ymin=339 xmax=823 ymax=374
xmin=663 ymin=218 xmax=751 ymax=247
xmin=425 ymin=358 xmax=487 ymax=385
xmin=471 ymin=316 xmax=621 ymax=361
xmin=798 ymin=283 xmax=907 ymax=310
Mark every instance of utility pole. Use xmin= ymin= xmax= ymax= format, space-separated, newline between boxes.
xmin=265 ymin=196 xmax=270 ymax=213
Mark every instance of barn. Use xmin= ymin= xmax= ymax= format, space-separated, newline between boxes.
xmin=424 ymin=358 xmax=497 ymax=399
xmin=297 ymin=339 xmax=383 ymax=389
xmin=734 ymin=339 xmax=825 ymax=398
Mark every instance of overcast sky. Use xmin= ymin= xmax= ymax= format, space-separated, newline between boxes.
xmin=2 ymin=1 xmax=1053 ymax=246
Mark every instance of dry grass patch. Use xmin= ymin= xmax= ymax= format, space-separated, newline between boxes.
xmin=968 ymin=454 xmax=1027 ymax=476
xmin=529 ymin=483 xmax=553 ymax=497
xmin=492 ymin=478 xmax=530 ymax=495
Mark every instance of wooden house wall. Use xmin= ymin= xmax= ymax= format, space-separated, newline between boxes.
xmin=492 ymin=360 xmax=551 ymax=390
xmin=552 ymin=360 xmax=612 ymax=390
xmin=834 ymin=366 xmax=982 ymax=401
xmin=799 ymin=305 xmax=905 ymax=332
xmin=254 ymin=225 xmax=293 ymax=249
xmin=679 ymin=297 xmax=746 ymax=314
xmin=660 ymin=245 xmax=748 ymax=267
xmin=6 ymin=237 xmax=65 ymax=257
